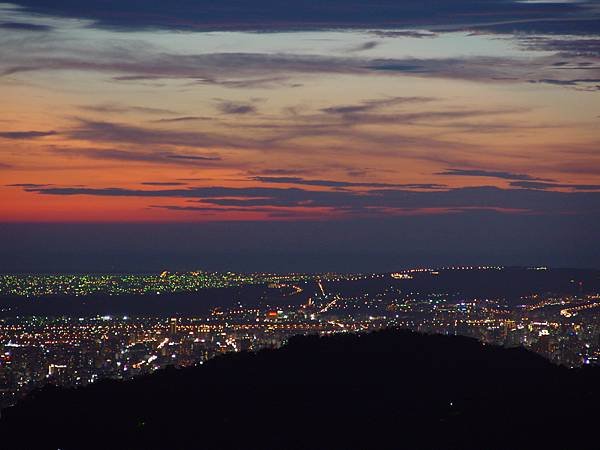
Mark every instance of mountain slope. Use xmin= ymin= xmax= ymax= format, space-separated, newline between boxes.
xmin=1 ymin=330 xmax=598 ymax=449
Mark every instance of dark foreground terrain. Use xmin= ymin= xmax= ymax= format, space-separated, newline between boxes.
xmin=1 ymin=329 xmax=598 ymax=449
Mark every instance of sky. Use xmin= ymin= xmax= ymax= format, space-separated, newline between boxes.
xmin=1 ymin=0 xmax=599 ymax=272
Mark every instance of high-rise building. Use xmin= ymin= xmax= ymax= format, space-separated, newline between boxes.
xmin=48 ymin=363 xmax=67 ymax=377
xmin=169 ymin=318 xmax=178 ymax=336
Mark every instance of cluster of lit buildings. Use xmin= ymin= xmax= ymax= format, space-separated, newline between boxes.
xmin=1 ymin=269 xmax=599 ymax=410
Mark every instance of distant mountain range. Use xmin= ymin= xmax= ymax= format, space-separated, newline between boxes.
xmin=1 ymin=329 xmax=598 ymax=449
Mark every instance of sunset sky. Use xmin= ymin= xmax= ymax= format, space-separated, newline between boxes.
xmin=1 ymin=0 xmax=599 ymax=271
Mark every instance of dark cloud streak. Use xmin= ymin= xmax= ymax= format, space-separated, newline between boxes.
xmin=0 ymin=22 xmax=53 ymax=31
xmin=216 ymin=101 xmax=257 ymax=115
xmin=510 ymin=181 xmax=600 ymax=191
xmin=19 ymin=184 xmax=600 ymax=216
xmin=251 ymin=176 xmax=446 ymax=189
xmin=79 ymin=103 xmax=178 ymax=115
xmin=0 ymin=130 xmax=57 ymax=139
xmin=141 ymin=182 xmax=188 ymax=186
xmin=437 ymin=168 xmax=552 ymax=182
xmin=51 ymin=147 xmax=222 ymax=166
xmin=10 ymin=0 xmax=591 ymax=33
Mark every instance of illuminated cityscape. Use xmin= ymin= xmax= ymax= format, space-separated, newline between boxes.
xmin=2 ymin=266 xmax=599 ymax=410
xmin=0 ymin=271 xmax=369 ymax=298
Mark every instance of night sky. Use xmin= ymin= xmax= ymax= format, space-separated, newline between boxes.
xmin=1 ymin=0 xmax=599 ymax=272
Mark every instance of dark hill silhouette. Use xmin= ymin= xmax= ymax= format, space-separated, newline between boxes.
xmin=1 ymin=330 xmax=598 ymax=449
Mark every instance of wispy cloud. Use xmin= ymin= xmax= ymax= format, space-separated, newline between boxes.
xmin=45 ymin=102 xmax=540 ymax=166
xmin=436 ymin=168 xmax=552 ymax=182
xmin=510 ymin=181 xmax=600 ymax=191
xmin=5 ymin=183 xmax=50 ymax=188
xmin=166 ymin=154 xmax=221 ymax=161
xmin=141 ymin=181 xmax=188 ymax=186
xmin=519 ymin=36 xmax=600 ymax=59
xmin=79 ymin=103 xmax=178 ymax=115
xmin=64 ymin=120 xmax=236 ymax=148
xmin=3 ymin=40 xmax=599 ymax=94
xmin=215 ymin=100 xmax=257 ymax=115
xmin=149 ymin=204 xmax=305 ymax=215
xmin=251 ymin=176 xmax=446 ymax=190
xmin=0 ymin=21 xmax=53 ymax=32
xmin=0 ymin=130 xmax=57 ymax=139
xmin=370 ymin=30 xmax=437 ymax=39
xmin=348 ymin=41 xmax=380 ymax=52
xmin=51 ymin=147 xmax=222 ymax=166
xmin=320 ymin=96 xmax=434 ymax=115
xmin=251 ymin=168 xmax=308 ymax=176
xmin=151 ymin=116 xmax=213 ymax=123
